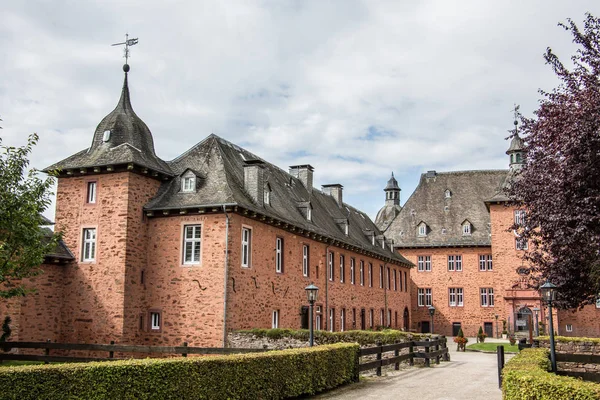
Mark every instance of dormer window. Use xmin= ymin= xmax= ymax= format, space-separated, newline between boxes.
xmin=181 ymin=171 xmax=196 ymax=193
xmin=445 ymin=189 xmax=452 ymax=198
xmin=102 ymin=130 xmax=111 ymax=142
xmin=307 ymin=206 xmax=312 ymax=222
xmin=418 ymin=223 xmax=428 ymax=237
xmin=264 ymin=183 xmax=272 ymax=205
xmin=462 ymin=221 xmax=472 ymax=236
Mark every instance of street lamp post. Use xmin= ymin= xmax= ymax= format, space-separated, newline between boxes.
xmin=540 ymin=281 xmax=558 ymax=372
xmin=305 ymin=284 xmax=319 ymax=347
xmin=532 ymin=307 xmax=540 ymax=337
xmin=428 ymin=305 xmax=436 ymax=334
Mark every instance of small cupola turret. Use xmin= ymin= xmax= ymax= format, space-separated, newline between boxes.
xmin=507 ymin=113 xmax=525 ymax=170
xmin=375 ymin=172 xmax=402 ymax=231
xmin=384 ymin=172 xmax=401 ymax=206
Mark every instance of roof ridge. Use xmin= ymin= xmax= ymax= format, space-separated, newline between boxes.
xmin=422 ymin=169 xmax=509 ymax=176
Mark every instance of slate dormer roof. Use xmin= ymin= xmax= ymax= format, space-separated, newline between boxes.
xmin=385 ymin=170 xmax=508 ymax=248
xmin=385 ymin=173 xmax=400 ymax=190
xmin=145 ymin=134 xmax=410 ymax=266
xmin=44 ymin=67 xmax=172 ymax=177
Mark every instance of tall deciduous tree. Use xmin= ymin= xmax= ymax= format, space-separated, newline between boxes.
xmin=508 ymin=14 xmax=600 ymax=309
xmin=0 ymin=133 xmax=58 ymax=299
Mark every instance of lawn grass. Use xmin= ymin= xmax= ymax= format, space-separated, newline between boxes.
xmin=466 ymin=342 xmax=519 ymax=353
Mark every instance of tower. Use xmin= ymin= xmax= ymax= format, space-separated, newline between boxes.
xmin=506 ymin=120 xmax=525 ymax=169
xmin=43 ymin=63 xmax=171 ymax=343
xmin=375 ymin=173 xmax=402 ymax=231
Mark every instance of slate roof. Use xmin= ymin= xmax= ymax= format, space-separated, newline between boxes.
xmin=506 ymin=133 xmax=524 ymax=154
xmin=43 ymin=71 xmax=172 ymax=176
xmin=385 ymin=170 xmax=508 ymax=248
xmin=145 ymin=134 xmax=410 ymax=265
xmin=40 ymin=227 xmax=75 ymax=262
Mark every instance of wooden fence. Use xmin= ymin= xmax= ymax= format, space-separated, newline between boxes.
xmin=359 ymin=336 xmax=449 ymax=375
xmin=0 ymin=341 xmax=267 ymax=364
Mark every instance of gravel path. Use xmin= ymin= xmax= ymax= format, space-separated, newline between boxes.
xmin=312 ymin=340 xmax=512 ymax=400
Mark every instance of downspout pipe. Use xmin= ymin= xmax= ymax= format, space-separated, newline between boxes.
xmin=222 ymin=205 xmax=230 ymax=347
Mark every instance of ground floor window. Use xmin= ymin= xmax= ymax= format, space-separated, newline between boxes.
xmin=272 ymin=310 xmax=280 ymax=329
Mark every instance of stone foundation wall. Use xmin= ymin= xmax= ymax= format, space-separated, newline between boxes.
xmin=538 ymin=338 xmax=600 ymax=375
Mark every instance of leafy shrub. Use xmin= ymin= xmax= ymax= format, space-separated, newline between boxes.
xmin=237 ymin=328 xmax=423 ymax=346
xmin=0 ymin=343 xmax=359 ymax=400
xmin=477 ymin=326 xmax=487 ymax=343
xmin=502 ymin=348 xmax=600 ymax=399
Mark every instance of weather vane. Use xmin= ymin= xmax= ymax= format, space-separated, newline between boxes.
xmin=111 ymin=34 xmax=139 ymax=64
xmin=512 ymin=104 xmax=520 ymax=128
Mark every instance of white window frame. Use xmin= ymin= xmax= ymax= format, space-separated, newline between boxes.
xmin=456 ymin=255 xmax=462 ymax=271
xmin=596 ymin=298 xmax=600 ymax=309
xmin=380 ymin=309 xmax=384 ymax=326
xmin=340 ymin=309 xmax=345 ymax=332
xmin=350 ymin=258 xmax=355 ymax=285
xmin=462 ymin=222 xmax=471 ymax=236
xmin=387 ymin=309 xmax=392 ymax=327
xmin=418 ymin=255 xmax=431 ymax=272
xmin=448 ymin=255 xmax=455 ymax=271
xmin=264 ymin=188 xmax=270 ymax=205
xmin=369 ymin=263 xmax=373 ymax=287
xmin=418 ymin=223 xmax=427 ymax=236
xmin=150 ymin=312 xmax=161 ymax=330
xmin=272 ymin=310 xmax=280 ymax=329
xmin=379 ymin=265 xmax=383 ymax=288
xmin=183 ymin=224 xmax=202 ymax=265
xmin=241 ymin=227 xmax=251 ymax=268
xmin=449 ymin=288 xmax=464 ymax=307
xmin=516 ymin=237 xmax=528 ymax=250
xmin=181 ymin=174 xmax=196 ymax=193
xmin=445 ymin=189 xmax=451 ymax=198
xmin=418 ymin=288 xmax=425 ymax=306
xmin=339 ymin=255 xmax=345 ymax=283
xmin=479 ymin=254 xmax=493 ymax=271
xmin=369 ymin=309 xmax=374 ymax=328
xmin=329 ymin=308 xmax=335 ymax=332
xmin=393 ymin=269 xmax=397 ymax=291
xmin=302 ymin=244 xmax=309 ymax=277
xmin=315 ymin=306 xmax=322 ymax=331
xmin=86 ymin=181 xmax=97 ymax=204
xmin=306 ymin=207 xmax=312 ymax=221
xmin=82 ymin=228 xmax=97 ymax=262
xmin=328 ymin=252 xmax=334 ymax=281
xmin=360 ymin=261 xmax=365 ymax=286
xmin=425 ymin=288 xmax=432 ymax=306
xmin=514 ymin=210 xmax=526 ymax=226
xmin=276 ymin=237 xmax=283 ymax=273
xmin=480 ymin=288 xmax=494 ymax=307
xmin=566 ymin=324 xmax=573 ymax=332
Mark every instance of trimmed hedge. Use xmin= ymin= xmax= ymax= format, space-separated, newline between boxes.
xmin=537 ymin=335 xmax=600 ymax=344
xmin=236 ymin=328 xmax=423 ymax=345
xmin=0 ymin=343 xmax=359 ymax=400
xmin=502 ymin=348 xmax=600 ymax=400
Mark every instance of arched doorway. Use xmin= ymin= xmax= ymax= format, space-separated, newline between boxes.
xmin=403 ymin=307 xmax=409 ymax=331
xmin=515 ymin=307 xmax=532 ymax=332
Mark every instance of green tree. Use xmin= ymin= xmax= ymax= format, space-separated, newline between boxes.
xmin=0 ymin=133 xmax=58 ymax=299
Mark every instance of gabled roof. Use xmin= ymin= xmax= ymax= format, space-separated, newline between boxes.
xmin=40 ymin=227 xmax=75 ymax=263
xmin=145 ymin=134 xmax=410 ymax=265
xmin=386 ymin=170 xmax=508 ymax=248
xmin=43 ymin=70 xmax=172 ymax=176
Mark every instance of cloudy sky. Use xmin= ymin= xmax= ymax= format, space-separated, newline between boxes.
xmin=1 ymin=1 xmax=597 ymax=221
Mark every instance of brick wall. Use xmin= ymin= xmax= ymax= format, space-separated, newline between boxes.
xmin=559 ymin=306 xmax=600 ymax=337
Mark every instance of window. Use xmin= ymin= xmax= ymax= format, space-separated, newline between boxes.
xmin=399 ymin=270 xmax=403 ymax=291
xmin=479 ymin=254 xmax=493 ymax=271
xmin=445 ymin=189 xmax=452 ymax=198
xmin=369 ymin=263 xmax=373 ymax=287
xmin=380 ymin=309 xmax=385 ymax=326
xmin=566 ymin=324 xmax=573 ymax=332
xmin=339 ymin=255 xmax=345 ymax=283
xmin=183 ymin=225 xmax=201 ymax=265
xmin=86 ymin=181 xmax=97 ymax=204
xmin=449 ymin=288 xmax=464 ymax=307
xmin=181 ymin=174 xmax=196 ymax=192
xmin=379 ymin=265 xmax=383 ymax=288
xmin=387 ymin=309 xmax=392 ymax=327
xmin=480 ymin=288 xmax=494 ymax=307
xmin=418 ymin=223 xmax=427 ymax=236
xmin=462 ymin=222 xmax=471 ymax=236
xmin=272 ymin=310 xmax=280 ymax=329
xmin=241 ymin=227 xmax=251 ymax=267
xmin=302 ymin=245 xmax=309 ymax=277
xmin=82 ymin=228 xmax=96 ymax=262
xmin=393 ymin=269 xmax=397 ymax=291
xmin=418 ymin=288 xmax=432 ymax=307
xmin=150 ymin=312 xmax=161 ymax=331
xmin=315 ymin=306 xmax=322 ymax=331
xmin=516 ymin=238 xmax=528 ymax=250
xmin=447 ymin=255 xmax=463 ymax=271
xmin=328 ymin=252 xmax=334 ymax=281
xmin=360 ymin=260 xmax=365 ymax=286
xmin=306 ymin=207 xmax=312 ymax=221
xmin=596 ymin=298 xmax=600 ymax=309
xmin=448 ymin=255 xmax=454 ymax=271
xmin=341 ymin=308 xmax=346 ymax=332
xmin=417 ymin=255 xmax=431 ymax=272
xmin=350 ymin=258 xmax=355 ymax=285
xmin=329 ymin=308 xmax=335 ymax=332
xmin=369 ymin=309 xmax=374 ymax=328
xmin=404 ymin=271 xmax=407 ymax=292
xmin=276 ymin=238 xmax=284 ymax=273
xmin=514 ymin=210 xmax=526 ymax=226
xmin=264 ymin=187 xmax=270 ymax=205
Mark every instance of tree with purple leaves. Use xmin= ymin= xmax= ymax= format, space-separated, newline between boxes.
xmin=507 ymin=13 xmax=600 ymax=309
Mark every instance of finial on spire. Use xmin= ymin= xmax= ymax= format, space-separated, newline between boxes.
xmin=512 ymin=103 xmax=520 ymax=128
xmin=391 ymin=171 xmax=394 ymax=178
xmin=112 ymin=33 xmax=139 ymax=70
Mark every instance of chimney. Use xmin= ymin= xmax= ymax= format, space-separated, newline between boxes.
xmin=289 ymin=164 xmax=314 ymax=192
xmin=244 ymin=159 xmax=265 ymax=206
xmin=322 ymin=184 xmax=343 ymax=206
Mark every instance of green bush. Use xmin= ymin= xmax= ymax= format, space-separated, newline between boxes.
xmin=502 ymin=348 xmax=600 ymax=399
xmin=0 ymin=343 xmax=359 ymax=400
xmin=537 ymin=335 xmax=600 ymax=344
xmin=237 ymin=328 xmax=423 ymax=345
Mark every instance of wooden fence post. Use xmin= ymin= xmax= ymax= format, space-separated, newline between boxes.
xmin=425 ymin=338 xmax=430 ymax=367
xmin=109 ymin=340 xmax=115 ymax=359
xmin=394 ymin=340 xmax=400 ymax=370
xmin=435 ymin=337 xmax=440 ymax=365
xmin=441 ymin=335 xmax=449 ymax=361
xmin=182 ymin=342 xmax=188 ymax=357
xmin=44 ymin=339 xmax=51 ymax=364
xmin=376 ymin=341 xmax=382 ymax=376
xmin=409 ymin=340 xmax=414 ymax=366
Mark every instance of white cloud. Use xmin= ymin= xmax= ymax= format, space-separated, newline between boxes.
xmin=0 ymin=0 xmax=595 ymax=222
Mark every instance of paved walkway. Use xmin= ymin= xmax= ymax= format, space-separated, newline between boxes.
xmin=313 ymin=338 xmax=512 ymax=400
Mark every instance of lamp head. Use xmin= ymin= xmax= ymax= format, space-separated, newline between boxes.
xmin=305 ymin=284 xmax=319 ymax=302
